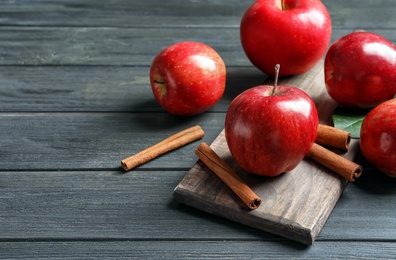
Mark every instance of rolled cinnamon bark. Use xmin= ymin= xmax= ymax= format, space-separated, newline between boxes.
xmin=307 ymin=143 xmax=362 ymax=182
xmin=195 ymin=142 xmax=261 ymax=209
xmin=316 ymin=124 xmax=351 ymax=151
xmin=121 ymin=125 xmax=205 ymax=171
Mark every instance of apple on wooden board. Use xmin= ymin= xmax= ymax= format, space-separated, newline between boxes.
xmin=324 ymin=31 xmax=396 ymax=109
xmin=150 ymin=41 xmax=226 ymax=116
xmin=225 ymin=65 xmax=319 ymax=177
xmin=360 ymin=98 xmax=396 ymax=178
xmin=240 ymin=0 xmax=332 ymax=77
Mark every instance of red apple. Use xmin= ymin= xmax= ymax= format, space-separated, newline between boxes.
xmin=360 ymin=98 xmax=396 ymax=177
xmin=325 ymin=31 xmax=396 ymax=108
xmin=150 ymin=42 xmax=226 ymax=116
xmin=240 ymin=0 xmax=332 ymax=76
xmin=225 ymin=66 xmax=319 ymax=176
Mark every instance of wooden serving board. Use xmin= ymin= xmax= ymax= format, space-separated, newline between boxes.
xmin=173 ymin=60 xmax=360 ymax=245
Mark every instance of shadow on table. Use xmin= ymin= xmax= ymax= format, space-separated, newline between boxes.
xmin=353 ymin=149 xmax=396 ymax=195
xmin=223 ymin=66 xmax=268 ymax=102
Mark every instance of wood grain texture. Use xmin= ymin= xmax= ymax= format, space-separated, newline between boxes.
xmin=1 ymin=170 xmax=395 ymax=241
xmin=0 ymin=27 xmax=395 ymax=66
xmin=1 ymin=241 xmax=396 ymax=259
xmin=0 ymin=0 xmax=395 ymax=29
xmin=0 ymin=112 xmax=225 ymax=170
xmin=0 ymin=170 xmax=279 ymax=240
xmin=0 ymin=66 xmax=265 ymax=112
xmin=174 ymin=61 xmax=360 ymax=245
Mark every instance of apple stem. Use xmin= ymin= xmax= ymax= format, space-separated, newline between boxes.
xmin=272 ymin=64 xmax=280 ymax=96
xmin=153 ymin=79 xmax=164 ymax=84
xmin=281 ymin=0 xmax=285 ymax=10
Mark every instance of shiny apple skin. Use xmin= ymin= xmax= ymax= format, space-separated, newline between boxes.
xmin=150 ymin=42 xmax=226 ymax=116
xmin=325 ymin=32 xmax=396 ymax=108
xmin=240 ymin=0 xmax=332 ymax=76
xmin=225 ymin=85 xmax=319 ymax=177
xmin=360 ymin=99 xmax=396 ymax=177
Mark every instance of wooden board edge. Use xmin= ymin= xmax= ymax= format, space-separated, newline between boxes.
xmin=173 ymin=183 xmax=315 ymax=245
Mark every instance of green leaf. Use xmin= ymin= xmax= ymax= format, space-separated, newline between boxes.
xmin=332 ymin=107 xmax=370 ymax=139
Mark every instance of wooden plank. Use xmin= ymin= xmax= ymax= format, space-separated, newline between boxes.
xmin=0 ymin=112 xmax=225 ymax=170
xmin=0 ymin=27 xmax=246 ymax=66
xmin=173 ymin=60 xmax=361 ymax=245
xmin=0 ymin=27 xmax=395 ymax=66
xmin=0 ymin=0 xmax=395 ymax=30
xmin=0 ymin=241 xmax=396 ymax=259
xmin=0 ymin=170 xmax=395 ymax=240
xmin=0 ymin=170 xmax=275 ymax=240
xmin=0 ymin=0 xmax=251 ymax=28
xmin=0 ymin=66 xmax=265 ymax=112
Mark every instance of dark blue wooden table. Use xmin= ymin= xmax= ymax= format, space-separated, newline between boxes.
xmin=0 ymin=1 xmax=395 ymax=258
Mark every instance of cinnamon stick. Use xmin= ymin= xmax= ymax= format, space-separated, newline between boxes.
xmin=121 ymin=125 xmax=205 ymax=171
xmin=195 ymin=142 xmax=261 ymax=210
xmin=316 ymin=124 xmax=351 ymax=151
xmin=307 ymin=143 xmax=362 ymax=182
